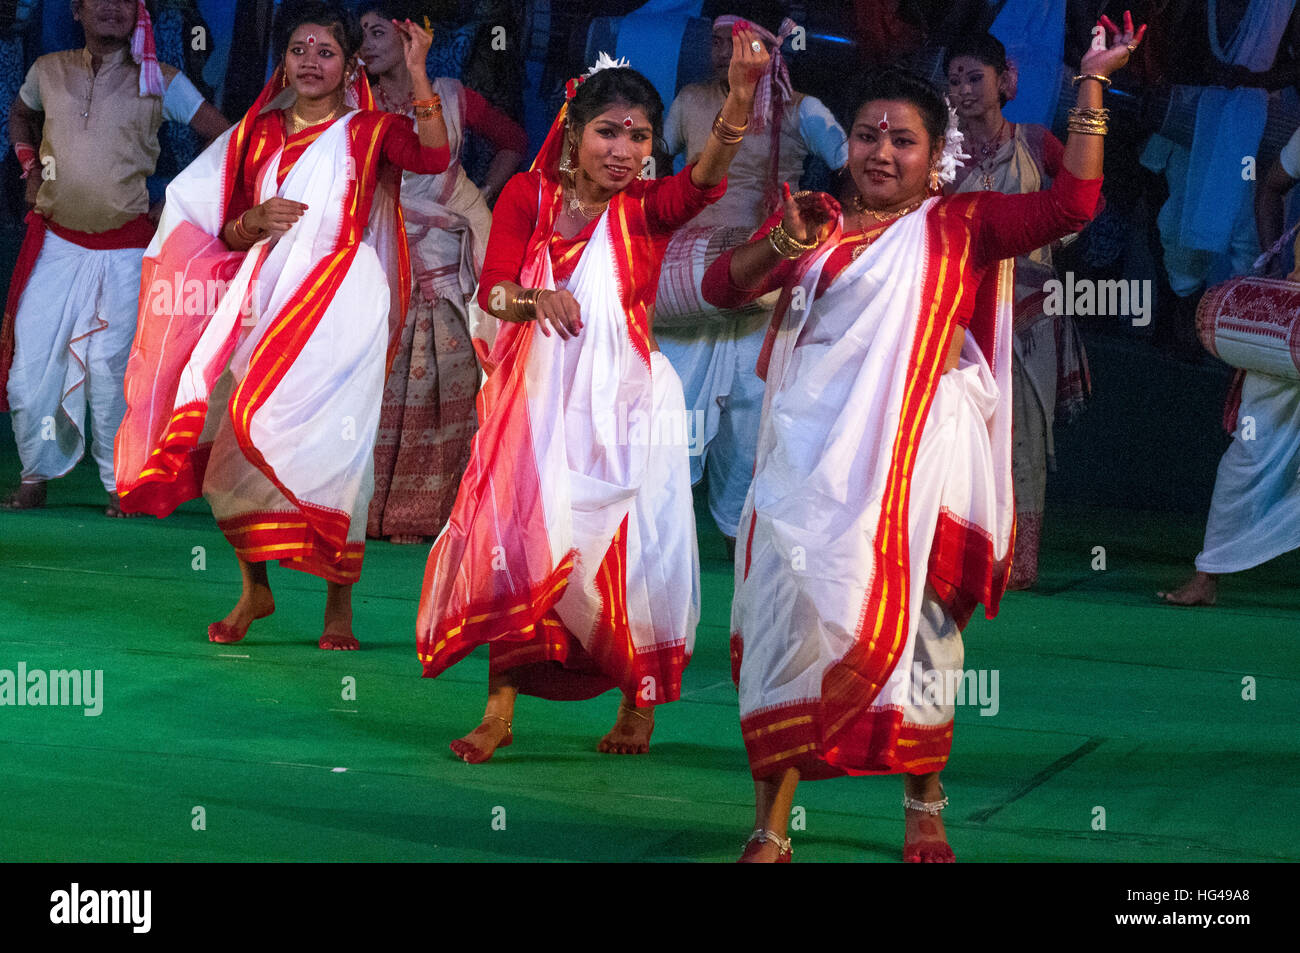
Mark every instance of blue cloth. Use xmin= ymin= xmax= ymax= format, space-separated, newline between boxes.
xmin=1180 ymin=87 xmax=1268 ymax=253
xmin=990 ymin=0 xmax=1065 ymax=128
xmin=614 ymin=0 xmax=704 ymax=108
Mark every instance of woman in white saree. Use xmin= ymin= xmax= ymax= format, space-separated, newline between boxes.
xmin=416 ymin=35 xmax=769 ymax=763
xmin=705 ymin=15 xmax=1144 ymax=862
xmin=114 ymin=4 xmax=449 ymax=650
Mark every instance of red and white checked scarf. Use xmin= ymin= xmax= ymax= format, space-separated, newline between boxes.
xmin=712 ymin=15 xmax=797 ymax=135
xmin=131 ymin=0 xmax=164 ymax=96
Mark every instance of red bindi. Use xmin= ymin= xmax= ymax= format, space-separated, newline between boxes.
xmin=878 ymin=112 xmax=889 ymax=131
xmin=623 ymin=116 xmax=634 ymax=128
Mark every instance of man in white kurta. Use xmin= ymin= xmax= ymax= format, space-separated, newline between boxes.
xmin=657 ymin=16 xmax=847 ymax=546
xmin=3 ymin=0 xmax=222 ymax=513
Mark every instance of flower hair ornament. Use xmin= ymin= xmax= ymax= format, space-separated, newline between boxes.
xmin=933 ymin=96 xmax=970 ymax=188
xmin=565 ymin=52 xmax=631 ymax=100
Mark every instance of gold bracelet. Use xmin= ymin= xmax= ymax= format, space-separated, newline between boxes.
xmin=510 ymin=287 xmax=541 ymax=321
xmin=1067 ymin=106 xmax=1109 ymax=136
xmin=413 ymin=95 xmax=442 ymax=109
xmin=767 ymin=222 xmax=818 ymax=259
xmin=232 ymin=211 xmax=261 ymax=243
xmin=1072 ymin=73 xmax=1112 ymax=88
xmin=712 ymin=110 xmax=748 ymax=145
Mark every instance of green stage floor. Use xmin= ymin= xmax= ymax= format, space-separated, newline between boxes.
xmin=2 ymin=437 xmax=1296 ymax=863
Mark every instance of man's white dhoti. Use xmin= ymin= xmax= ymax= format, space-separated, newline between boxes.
xmin=1196 ymin=371 xmax=1300 ymax=573
xmin=6 ymin=233 xmax=142 ymax=491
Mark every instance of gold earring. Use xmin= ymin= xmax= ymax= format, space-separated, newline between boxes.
xmin=559 ymin=146 xmax=576 ymax=175
xmin=929 ymin=167 xmax=941 ymax=191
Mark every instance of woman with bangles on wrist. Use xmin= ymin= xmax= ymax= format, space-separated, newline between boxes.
xmin=113 ymin=2 xmax=451 ymax=650
xmin=946 ymin=32 xmax=1096 ymax=591
xmin=359 ymin=2 xmax=527 ymax=547
xmin=706 ymin=13 xmax=1144 ymax=862
xmin=415 ymin=26 xmax=770 ymax=763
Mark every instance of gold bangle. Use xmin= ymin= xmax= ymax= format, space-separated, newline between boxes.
xmin=415 ymin=107 xmax=443 ymax=121
xmin=767 ymin=222 xmax=817 ymax=259
xmin=510 ymin=287 xmax=541 ymax=321
xmin=232 ymin=211 xmax=261 ymax=243
xmin=712 ymin=110 xmax=747 ymax=145
xmin=413 ymin=95 xmax=442 ymax=109
xmin=1072 ymin=73 xmax=1112 ymax=88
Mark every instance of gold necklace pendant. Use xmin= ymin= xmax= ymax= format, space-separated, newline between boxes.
xmin=567 ymin=189 xmax=609 ymax=220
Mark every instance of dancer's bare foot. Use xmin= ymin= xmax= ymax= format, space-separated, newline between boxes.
xmin=105 ymin=492 xmax=141 ymax=518
xmin=3 ymin=481 xmax=46 ymax=510
xmin=209 ymin=558 xmax=275 ymax=643
xmin=903 ymin=774 xmax=953 ymax=863
xmin=319 ymin=580 xmax=359 ymax=649
xmin=1157 ymin=571 xmax=1218 ymax=606
xmin=387 ymin=533 xmax=426 ymax=545
xmin=597 ymin=701 xmax=654 ymax=754
xmin=208 ymin=590 xmax=275 ymax=643
xmin=449 ymin=714 xmax=513 ymax=763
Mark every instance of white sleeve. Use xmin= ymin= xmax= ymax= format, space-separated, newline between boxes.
xmin=18 ymin=63 xmax=41 ymax=112
xmin=798 ymin=96 xmax=848 ymax=169
xmin=162 ymin=71 xmax=205 ymax=125
xmin=1280 ymin=125 xmax=1300 ymax=181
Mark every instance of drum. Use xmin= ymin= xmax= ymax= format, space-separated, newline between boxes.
xmin=654 ymin=224 xmax=773 ymax=328
xmin=1197 ymin=276 xmax=1300 ymax=381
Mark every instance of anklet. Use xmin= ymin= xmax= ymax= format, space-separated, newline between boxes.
xmin=482 ymin=714 xmax=512 ymax=732
xmin=902 ymin=786 xmax=949 ymax=815
xmin=619 ymin=703 xmax=651 ymax=721
xmin=746 ymin=828 xmax=793 ymax=857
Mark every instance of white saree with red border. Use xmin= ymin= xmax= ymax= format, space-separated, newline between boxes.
xmin=416 ymin=179 xmax=699 ymax=705
xmin=733 ymin=196 xmax=1016 ymax=780
xmin=114 ymin=80 xmax=412 ymax=585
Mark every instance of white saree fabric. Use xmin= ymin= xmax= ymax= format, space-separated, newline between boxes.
xmin=129 ymin=98 xmax=398 ymax=553
xmin=733 ymin=197 xmax=1014 ymax=735
xmin=1196 ymin=370 xmax=1300 ymax=574
xmin=512 ymin=212 xmax=700 ymax=664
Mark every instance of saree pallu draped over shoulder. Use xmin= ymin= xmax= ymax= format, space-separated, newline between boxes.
xmin=733 ymin=194 xmax=1016 ymax=781
xmin=416 ymin=172 xmax=700 ymax=706
xmin=114 ymin=85 xmax=417 ymax=585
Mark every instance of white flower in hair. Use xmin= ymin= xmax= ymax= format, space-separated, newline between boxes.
xmin=936 ymin=96 xmax=970 ymax=186
xmin=585 ymin=52 xmax=631 ymax=78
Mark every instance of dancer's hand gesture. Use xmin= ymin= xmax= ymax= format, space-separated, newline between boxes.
xmin=1082 ymin=9 xmax=1147 ymax=79
xmin=394 ymin=18 xmax=434 ymax=81
xmin=781 ymin=183 xmax=840 ymax=249
xmin=535 ymin=289 xmax=584 ymax=339
xmin=246 ymin=197 xmax=308 ymax=236
xmin=728 ymin=23 xmax=771 ymax=102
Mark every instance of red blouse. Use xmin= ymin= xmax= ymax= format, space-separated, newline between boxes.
xmin=477 ymin=163 xmax=727 ymax=312
xmin=702 ymin=166 xmax=1102 ymax=329
xmin=226 ymin=109 xmax=451 ymax=224
xmin=462 ymin=87 xmax=528 ymax=155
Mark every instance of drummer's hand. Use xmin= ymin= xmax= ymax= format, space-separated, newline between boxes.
xmin=781 ymin=182 xmax=839 ymax=247
xmin=534 ymin=289 xmax=584 ymax=339
xmin=1083 ymin=10 xmax=1147 ymax=79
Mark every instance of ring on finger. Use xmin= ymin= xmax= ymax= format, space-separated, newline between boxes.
xmin=750 ymin=40 xmax=762 ymax=52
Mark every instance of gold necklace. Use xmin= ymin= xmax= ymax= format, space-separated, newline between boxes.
xmin=288 ymin=103 xmax=342 ymax=136
xmin=566 ymin=187 xmax=609 ymax=221
xmin=849 ymin=199 xmax=925 ymax=259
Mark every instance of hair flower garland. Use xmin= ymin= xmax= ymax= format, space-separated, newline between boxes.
xmin=936 ymin=96 xmax=970 ymax=186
